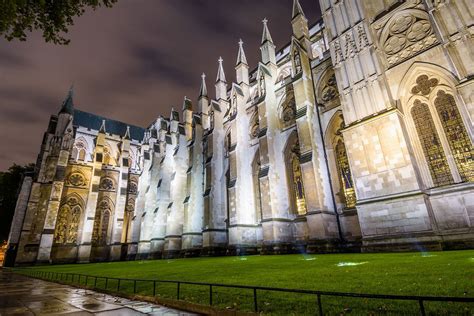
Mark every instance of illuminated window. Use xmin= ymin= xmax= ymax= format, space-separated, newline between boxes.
xmin=434 ymin=91 xmax=474 ymax=182
xmin=54 ymin=196 xmax=82 ymax=244
xmin=286 ymin=138 xmax=306 ymax=216
xmin=411 ymin=100 xmax=453 ymax=186
xmin=92 ymin=198 xmax=113 ymax=246
xmin=335 ymin=139 xmax=356 ymax=208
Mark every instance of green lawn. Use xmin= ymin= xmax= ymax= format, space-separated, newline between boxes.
xmin=16 ymin=250 xmax=474 ymax=315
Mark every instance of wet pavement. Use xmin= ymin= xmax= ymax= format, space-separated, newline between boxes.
xmin=0 ymin=270 xmax=197 ymax=315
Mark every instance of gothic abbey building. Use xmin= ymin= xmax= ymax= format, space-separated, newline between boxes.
xmin=6 ymin=0 xmax=474 ymax=265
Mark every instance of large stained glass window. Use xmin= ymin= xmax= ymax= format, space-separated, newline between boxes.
xmin=411 ymin=100 xmax=454 ymax=186
xmin=92 ymin=199 xmax=112 ymax=246
xmin=290 ymin=142 xmax=307 ymax=216
xmin=434 ymin=91 xmax=474 ymax=182
xmin=335 ymin=139 xmax=356 ymax=208
xmin=54 ymin=196 xmax=82 ymax=244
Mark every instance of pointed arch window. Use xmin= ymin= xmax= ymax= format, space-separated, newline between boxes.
xmin=285 ymin=136 xmax=307 ymax=216
xmin=54 ymin=195 xmax=82 ymax=244
xmin=411 ymin=100 xmax=453 ymax=186
xmin=434 ymin=91 xmax=474 ymax=182
xmin=407 ymin=74 xmax=473 ymax=186
xmin=335 ymin=139 xmax=356 ymax=208
xmin=72 ymin=140 xmax=87 ymax=161
xmin=92 ymin=198 xmax=113 ymax=246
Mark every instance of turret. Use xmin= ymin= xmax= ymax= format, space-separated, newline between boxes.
xmin=235 ymin=39 xmax=249 ymax=86
xmin=215 ymin=57 xmax=228 ymax=100
xmin=260 ymin=18 xmax=276 ymax=65
xmin=183 ymin=97 xmax=194 ymax=140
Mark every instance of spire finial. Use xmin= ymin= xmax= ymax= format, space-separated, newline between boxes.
xmin=60 ymin=85 xmax=75 ymax=115
xmin=216 ymin=57 xmax=226 ymax=83
xmin=292 ymin=0 xmax=306 ymax=19
xmin=124 ymin=126 xmax=131 ymax=140
xmin=236 ymin=39 xmax=248 ymax=66
xmin=199 ymin=73 xmax=208 ymax=98
xmin=261 ymin=18 xmax=273 ymax=44
xmin=99 ymin=119 xmax=106 ymax=133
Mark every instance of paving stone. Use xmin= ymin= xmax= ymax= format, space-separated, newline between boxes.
xmin=0 ymin=271 xmax=199 ymax=315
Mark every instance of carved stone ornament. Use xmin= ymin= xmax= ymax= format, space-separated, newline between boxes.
xmin=65 ymin=171 xmax=88 ymax=187
xmin=99 ymin=177 xmax=115 ymax=191
xmin=374 ymin=2 xmax=438 ymax=66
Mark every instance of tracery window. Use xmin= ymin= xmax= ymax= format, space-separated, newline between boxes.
xmin=54 ymin=195 xmax=82 ymax=244
xmin=290 ymin=142 xmax=307 ymax=215
xmin=411 ymin=100 xmax=453 ymax=186
xmin=335 ymin=139 xmax=356 ymax=208
xmin=92 ymin=198 xmax=113 ymax=246
xmin=71 ymin=140 xmax=87 ymax=161
xmin=408 ymin=74 xmax=473 ymax=186
xmin=434 ymin=91 xmax=474 ymax=182
xmin=284 ymin=135 xmax=307 ymax=216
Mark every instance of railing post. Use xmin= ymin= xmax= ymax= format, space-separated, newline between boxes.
xmin=419 ymin=300 xmax=426 ymax=316
xmin=153 ymin=281 xmax=156 ymax=296
xmin=118 ymin=279 xmax=121 ymax=291
xmin=209 ymin=285 xmax=213 ymax=306
xmin=253 ymin=288 xmax=258 ymax=312
xmin=85 ymin=275 xmax=89 ymax=286
xmin=94 ymin=276 xmax=98 ymax=288
xmin=134 ymin=280 xmax=137 ymax=294
xmin=177 ymin=282 xmax=180 ymax=300
xmin=105 ymin=277 xmax=108 ymax=289
xmin=317 ymin=294 xmax=323 ymax=316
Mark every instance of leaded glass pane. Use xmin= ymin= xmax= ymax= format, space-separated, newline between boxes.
xmin=411 ymin=100 xmax=453 ymax=186
xmin=434 ymin=91 xmax=474 ymax=182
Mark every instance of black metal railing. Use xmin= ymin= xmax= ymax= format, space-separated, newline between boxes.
xmin=16 ymin=270 xmax=474 ymax=315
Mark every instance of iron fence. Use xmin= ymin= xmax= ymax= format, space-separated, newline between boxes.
xmin=16 ymin=270 xmax=474 ymax=315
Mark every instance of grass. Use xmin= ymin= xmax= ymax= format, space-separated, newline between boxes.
xmin=15 ymin=250 xmax=474 ymax=315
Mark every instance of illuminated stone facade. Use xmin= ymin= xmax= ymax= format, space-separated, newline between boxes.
xmin=6 ymin=0 xmax=474 ymax=265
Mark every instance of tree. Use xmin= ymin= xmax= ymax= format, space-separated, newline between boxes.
xmin=0 ymin=0 xmax=117 ymax=45
xmin=0 ymin=163 xmax=35 ymax=243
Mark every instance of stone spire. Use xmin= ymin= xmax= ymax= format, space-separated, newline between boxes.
xmin=60 ymin=85 xmax=74 ymax=115
xmin=235 ymin=40 xmax=249 ymax=85
xmin=292 ymin=0 xmax=306 ymax=19
xmin=215 ymin=57 xmax=228 ymax=100
xmin=260 ymin=19 xmax=276 ymax=65
xmin=199 ymin=73 xmax=208 ymax=99
xmin=198 ymin=74 xmax=210 ymax=115
xmin=99 ymin=119 xmax=106 ymax=133
xmin=291 ymin=0 xmax=310 ymax=47
xmin=216 ymin=56 xmax=227 ymax=83
xmin=123 ymin=126 xmax=131 ymax=140
xmin=236 ymin=39 xmax=248 ymax=66
xmin=261 ymin=18 xmax=274 ymax=44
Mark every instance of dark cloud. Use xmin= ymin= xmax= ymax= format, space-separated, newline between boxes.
xmin=0 ymin=0 xmax=321 ymax=170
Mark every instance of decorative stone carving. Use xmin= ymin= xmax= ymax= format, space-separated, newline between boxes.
xmin=411 ymin=75 xmax=439 ymax=95
xmin=65 ymin=171 xmax=88 ymax=187
xmin=128 ymin=181 xmax=138 ymax=195
xmin=99 ymin=177 xmax=115 ymax=191
xmin=374 ymin=7 xmax=438 ymax=66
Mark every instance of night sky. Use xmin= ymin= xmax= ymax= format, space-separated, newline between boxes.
xmin=0 ymin=0 xmax=321 ymax=171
